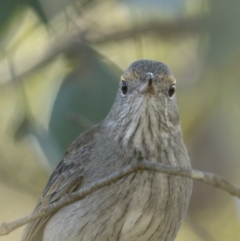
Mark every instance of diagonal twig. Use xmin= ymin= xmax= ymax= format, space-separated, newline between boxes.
xmin=0 ymin=160 xmax=239 ymax=236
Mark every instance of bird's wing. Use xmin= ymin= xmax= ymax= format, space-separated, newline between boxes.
xmin=20 ymin=125 xmax=99 ymax=241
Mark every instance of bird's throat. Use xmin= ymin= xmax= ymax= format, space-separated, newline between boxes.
xmin=120 ymin=97 xmax=168 ymax=159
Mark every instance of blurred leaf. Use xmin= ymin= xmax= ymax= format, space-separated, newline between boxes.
xmin=14 ymin=116 xmax=62 ymax=168
xmin=28 ymin=0 xmax=49 ymax=23
xmin=46 ymin=45 xmax=120 ymax=166
xmin=0 ymin=0 xmax=22 ymax=33
xmin=207 ymin=0 xmax=240 ymax=66
xmin=28 ymin=0 xmax=99 ymax=24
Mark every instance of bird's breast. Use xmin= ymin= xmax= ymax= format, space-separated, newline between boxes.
xmin=120 ymin=99 xmax=168 ymax=159
xmin=43 ymin=171 xmax=191 ymax=241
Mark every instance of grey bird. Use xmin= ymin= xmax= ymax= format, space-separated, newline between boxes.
xmin=21 ymin=59 xmax=192 ymax=241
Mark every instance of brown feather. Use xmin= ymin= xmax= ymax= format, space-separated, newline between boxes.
xmin=20 ymin=125 xmax=99 ymax=241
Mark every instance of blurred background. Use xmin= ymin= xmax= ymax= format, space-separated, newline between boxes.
xmin=0 ymin=0 xmax=240 ymax=240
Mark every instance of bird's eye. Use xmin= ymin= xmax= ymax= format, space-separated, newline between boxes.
xmin=121 ymin=80 xmax=128 ymax=96
xmin=168 ymin=84 xmax=176 ymax=99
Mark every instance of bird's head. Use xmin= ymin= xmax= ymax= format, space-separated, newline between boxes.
xmin=108 ymin=60 xmax=180 ymax=130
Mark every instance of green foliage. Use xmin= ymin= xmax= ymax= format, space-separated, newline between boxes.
xmin=48 ymin=46 xmax=120 ymax=165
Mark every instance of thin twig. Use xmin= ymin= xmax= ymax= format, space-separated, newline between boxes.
xmin=0 ymin=160 xmax=239 ymax=236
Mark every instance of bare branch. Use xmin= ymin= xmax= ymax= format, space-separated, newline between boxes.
xmin=89 ymin=15 xmax=210 ymax=44
xmin=1 ymin=160 xmax=239 ymax=236
xmin=0 ymin=15 xmax=210 ymax=87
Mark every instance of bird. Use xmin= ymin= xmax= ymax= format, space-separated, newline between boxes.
xmin=21 ymin=59 xmax=192 ymax=241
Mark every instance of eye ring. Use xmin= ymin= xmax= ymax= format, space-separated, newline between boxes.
xmin=121 ymin=80 xmax=128 ymax=96
xmin=168 ymin=84 xmax=176 ymax=99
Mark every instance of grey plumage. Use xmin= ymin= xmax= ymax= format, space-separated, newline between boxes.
xmin=21 ymin=59 xmax=192 ymax=241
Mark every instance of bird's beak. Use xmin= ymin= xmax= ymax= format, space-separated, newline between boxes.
xmin=139 ymin=72 xmax=155 ymax=94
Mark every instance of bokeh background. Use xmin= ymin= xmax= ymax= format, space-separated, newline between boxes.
xmin=0 ymin=0 xmax=240 ymax=240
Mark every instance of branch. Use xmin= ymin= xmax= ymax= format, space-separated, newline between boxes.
xmin=89 ymin=15 xmax=210 ymax=44
xmin=1 ymin=160 xmax=239 ymax=236
xmin=0 ymin=16 xmax=210 ymax=86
